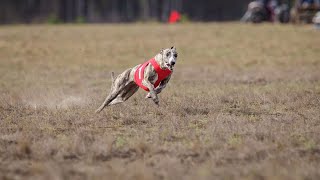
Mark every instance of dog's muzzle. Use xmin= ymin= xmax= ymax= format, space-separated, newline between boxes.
xmin=166 ymin=63 xmax=174 ymax=70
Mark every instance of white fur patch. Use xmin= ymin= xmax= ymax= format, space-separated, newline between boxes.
xmin=138 ymin=65 xmax=143 ymax=79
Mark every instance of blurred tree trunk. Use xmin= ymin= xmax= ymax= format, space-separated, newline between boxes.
xmin=109 ymin=0 xmax=118 ymax=22
xmin=139 ymin=0 xmax=149 ymax=21
xmin=161 ymin=0 xmax=170 ymax=21
xmin=126 ymin=0 xmax=134 ymax=21
xmin=66 ymin=0 xmax=74 ymax=22
xmin=75 ymin=0 xmax=88 ymax=20
xmin=149 ymin=0 xmax=159 ymax=20
xmin=86 ymin=0 xmax=95 ymax=22
xmin=59 ymin=0 xmax=73 ymax=22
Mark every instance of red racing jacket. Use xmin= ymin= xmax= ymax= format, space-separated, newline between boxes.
xmin=134 ymin=58 xmax=172 ymax=92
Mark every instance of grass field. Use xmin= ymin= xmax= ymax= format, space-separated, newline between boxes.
xmin=0 ymin=23 xmax=320 ymax=180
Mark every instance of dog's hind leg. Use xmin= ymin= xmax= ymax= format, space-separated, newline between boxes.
xmin=95 ymin=89 xmax=120 ymax=113
xmin=109 ymin=82 xmax=139 ymax=106
xmin=95 ymin=72 xmax=119 ymax=113
xmin=95 ymin=69 xmax=133 ymax=113
xmin=108 ymin=98 xmax=124 ymax=106
xmin=122 ymin=83 xmax=139 ymax=101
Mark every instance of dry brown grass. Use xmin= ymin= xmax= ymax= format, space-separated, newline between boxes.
xmin=0 ymin=23 xmax=320 ymax=180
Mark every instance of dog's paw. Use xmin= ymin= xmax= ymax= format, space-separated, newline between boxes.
xmin=145 ymin=93 xmax=152 ymax=99
xmin=148 ymin=91 xmax=157 ymax=99
xmin=153 ymin=98 xmax=159 ymax=106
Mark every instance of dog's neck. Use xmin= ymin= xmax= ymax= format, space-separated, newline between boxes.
xmin=154 ymin=53 xmax=170 ymax=70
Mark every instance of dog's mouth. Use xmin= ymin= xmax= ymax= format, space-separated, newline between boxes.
xmin=166 ymin=63 xmax=174 ymax=71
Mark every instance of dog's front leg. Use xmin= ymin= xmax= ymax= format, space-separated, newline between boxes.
xmin=145 ymin=75 xmax=171 ymax=99
xmin=142 ymin=65 xmax=159 ymax=105
xmin=155 ymin=74 xmax=171 ymax=94
xmin=142 ymin=79 xmax=159 ymax=105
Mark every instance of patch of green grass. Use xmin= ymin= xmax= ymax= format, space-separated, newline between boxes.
xmin=115 ymin=136 xmax=127 ymax=148
xmin=228 ymin=134 xmax=243 ymax=147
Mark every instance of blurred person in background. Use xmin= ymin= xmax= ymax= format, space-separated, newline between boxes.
xmin=242 ymin=0 xmax=285 ymax=23
xmin=275 ymin=0 xmax=291 ymax=23
xmin=291 ymin=0 xmax=320 ymax=23
xmin=241 ymin=0 xmax=268 ymax=23
xmin=313 ymin=11 xmax=320 ymax=28
xmin=296 ymin=0 xmax=320 ymax=9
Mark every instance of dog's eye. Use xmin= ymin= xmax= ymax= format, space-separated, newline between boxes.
xmin=174 ymin=54 xmax=177 ymax=58
xmin=166 ymin=52 xmax=170 ymax=57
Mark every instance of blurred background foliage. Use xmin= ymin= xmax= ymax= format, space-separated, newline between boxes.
xmin=0 ymin=0 xmax=252 ymax=24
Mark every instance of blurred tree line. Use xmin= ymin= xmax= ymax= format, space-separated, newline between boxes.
xmin=0 ymin=0 xmax=251 ymax=24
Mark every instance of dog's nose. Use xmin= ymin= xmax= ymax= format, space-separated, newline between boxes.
xmin=171 ymin=62 xmax=175 ymax=66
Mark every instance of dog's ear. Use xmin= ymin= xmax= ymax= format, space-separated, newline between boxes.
xmin=171 ymin=46 xmax=176 ymax=50
xmin=160 ymin=48 xmax=164 ymax=54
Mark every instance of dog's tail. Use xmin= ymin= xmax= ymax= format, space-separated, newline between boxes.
xmin=95 ymin=72 xmax=117 ymax=114
xmin=111 ymin=72 xmax=115 ymax=84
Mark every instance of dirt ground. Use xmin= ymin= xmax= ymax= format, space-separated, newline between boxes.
xmin=0 ymin=23 xmax=319 ymax=180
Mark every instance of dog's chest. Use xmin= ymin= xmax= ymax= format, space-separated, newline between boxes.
xmin=134 ymin=58 xmax=172 ymax=91
xmin=148 ymin=70 xmax=158 ymax=84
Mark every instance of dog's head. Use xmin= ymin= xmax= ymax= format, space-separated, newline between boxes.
xmin=160 ymin=46 xmax=178 ymax=71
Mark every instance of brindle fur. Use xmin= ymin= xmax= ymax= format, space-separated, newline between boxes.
xmin=95 ymin=47 xmax=178 ymax=113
